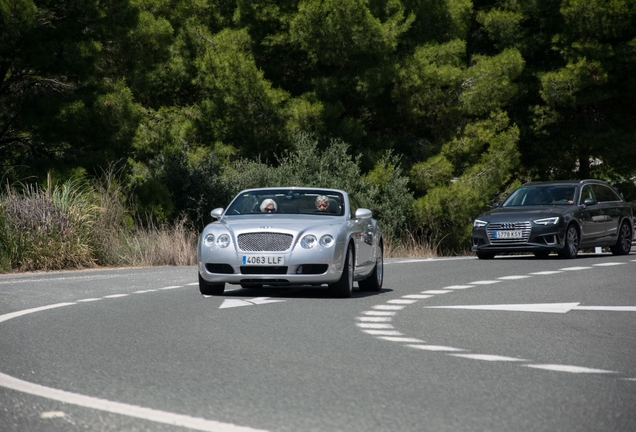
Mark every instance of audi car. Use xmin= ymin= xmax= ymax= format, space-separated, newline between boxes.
xmin=197 ymin=187 xmax=383 ymax=297
xmin=471 ymin=179 xmax=633 ymax=259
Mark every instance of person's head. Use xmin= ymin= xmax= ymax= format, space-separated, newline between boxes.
xmin=564 ymin=188 xmax=574 ymax=201
xmin=260 ymin=199 xmax=277 ymax=213
xmin=315 ymin=195 xmax=329 ymax=210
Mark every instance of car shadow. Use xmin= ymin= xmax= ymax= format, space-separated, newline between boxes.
xmin=217 ymin=286 xmax=394 ymax=299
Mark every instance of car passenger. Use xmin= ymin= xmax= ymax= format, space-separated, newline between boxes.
xmin=315 ymin=195 xmax=329 ymax=211
xmin=260 ymin=199 xmax=277 ymax=213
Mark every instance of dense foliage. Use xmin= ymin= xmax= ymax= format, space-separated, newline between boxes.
xmin=2 ymin=0 xmax=635 ymax=256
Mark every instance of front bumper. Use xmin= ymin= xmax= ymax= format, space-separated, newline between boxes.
xmin=471 ymin=224 xmax=566 ymax=254
xmin=198 ymin=243 xmax=346 ymax=286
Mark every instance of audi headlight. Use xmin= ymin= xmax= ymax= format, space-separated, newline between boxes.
xmin=216 ymin=234 xmax=231 ymax=248
xmin=301 ymin=235 xmax=317 ymax=249
xmin=319 ymin=235 xmax=335 ymax=248
xmin=203 ymin=234 xmax=215 ymax=247
xmin=473 ymin=219 xmax=488 ymax=228
xmin=533 ymin=217 xmax=559 ymax=225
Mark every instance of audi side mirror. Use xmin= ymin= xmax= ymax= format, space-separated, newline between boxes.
xmin=583 ymin=198 xmax=598 ymax=207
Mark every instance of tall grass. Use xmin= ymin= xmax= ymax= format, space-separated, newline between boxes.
xmin=0 ymin=174 xmax=197 ymax=273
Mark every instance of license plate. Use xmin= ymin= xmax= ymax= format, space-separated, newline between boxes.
xmin=242 ymin=255 xmax=285 ymax=265
xmin=494 ymin=230 xmax=523 ymax=239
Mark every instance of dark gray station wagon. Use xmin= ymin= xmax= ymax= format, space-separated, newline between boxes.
xmin=471 ymin=179 xmax=634 ymax=259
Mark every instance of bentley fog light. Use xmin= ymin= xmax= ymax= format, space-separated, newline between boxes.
xmin=301 ymin=235 xmax=317 ymax=249
xmin=319 ymin=235 xmax=335 ymax=248
xmin=203 ymin=234 xmax=215 ymax=247
xmin=216 ymin=234 xmax=231 ymax=248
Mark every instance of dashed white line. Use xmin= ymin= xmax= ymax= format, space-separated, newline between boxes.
xmin=444 ymin=285 xmax=473 ymax=290
xmin=452 ymin=354 xmax=527 ymax=362
xmin=402 ymin=294 xmax=434 ymax=299
xmin=363 ymin=311 xmax=396 ymax=316
xmin=387 ymin=299 xmax=419 ymax=304
xmin=525 ymin=364 xmax=617 ymax=374
xmin=103 ymin=294 xmax=129 ymax=299
xmin=372 ymin=305 xmax=406 ymax=310
xmin=421 ymin=290 xmax=452 ymax=294
xmin=356 ymin=323 xmax=394 ymax=329
xmin=77 ymin=298 xmax=102 ymax=302
xmin=468 ymin=280 xmax=501 ymax=285
xmin=560 ymin=266 xmax=593 ymax=271
xmin=498 ymin=275 xmax=531 ymax=280
xmin=592 ymin=262 xmax=625 ymax=267
xmin=357 ymin=317 xmax=392 ymax=322
xmin=529 ymin=271 xmax=563 ymax=275
xmin=406 ymin=345 xmax=466 ymax=352
xmin=362 ymin=330 xmax=403 ymax=336
xmin=379 ymin=337 xmax=425 ymax=343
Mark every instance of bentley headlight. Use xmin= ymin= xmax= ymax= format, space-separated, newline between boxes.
xmin=203 ymin=234 xmax=215 ymax=247
xmin=319 ymin=234 xmax=335 ymax=248
xmin=301 ymin=235 xmax=317 ymax=249
xmin=533 ymin=217 xmax=559 ymax=225
xmin=216 ymin=234 xmax=231 ymax=248
xmin=473 ymin=219 xmax=488 ymax=228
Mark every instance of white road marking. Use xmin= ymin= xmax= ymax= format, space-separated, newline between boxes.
xmin=41 ymin=411 xmax=67 ymax=419
xmin=0 ymin=372 xmax=268 ymax=432
xmin=498 ymin=275 xmax=531 ymax=280
xmin=387 ymin=299 xmax=419 ymax=304
xmin=525 ymin=365 xmax=616 ymax=374
xmin=406 ymin=345 xmax=466 ymax=352
xmin=219 ymin=297 xmax=285 ymax=309
xmin=0 ymin=305 xmax=270 ymax=432
xmin=363 ymin=311 xmax=396 ymax=316
xmin=159 ymin=285 xmax=182 ymax=290
xmin=103 ymin=294 xmax=129 ymax=299
xmin=402 ymin=294 xmax=433 ymax=299
xmin=443 ymin=285 xmax=473 ymax=289
xmin=378 ymin=337 xmax=424 ymax=343
xmin=424 ymin=303 xmax=636 ymax=313
xmin=357 ymin=317 xmax=392 ymax=322
xmin=362 ymin=330 xmax=403 ymax=336
xmin=356 ymin=323 xmax=394 ymax=329
xmin=421 ymin=290 xmax=452 ymax=294
xmin=372 ymin=305 xmax=405 ymax=310
xmin=468 ymin=280 xmax=500 ymax=285
xmin=77 ymin=298 xmax=102 ymax=302
xmin=560 ymin=266 xmax=593 ymax=271
xmin=529 ymin=271 xmax=563 ymax=275
xmin=0 ymin=303 xmax=75 ymax=324
xmin=452 ymin=354 xmax=527 ymax=362
xmin=592 ymin=262 xmax=625 ymax=267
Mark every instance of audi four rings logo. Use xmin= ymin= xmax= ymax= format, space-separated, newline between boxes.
xmin=502 ymin=223 xmax=515 ymax=229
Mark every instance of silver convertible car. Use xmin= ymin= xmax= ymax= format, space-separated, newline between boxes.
xmin=197 ymin=187 xmax=384 ymax=297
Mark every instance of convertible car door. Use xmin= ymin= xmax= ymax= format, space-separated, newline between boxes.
xmin=351 ymin=217 xmax=374 ymax=272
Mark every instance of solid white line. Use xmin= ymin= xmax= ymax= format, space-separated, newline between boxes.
xmin=159 ymin=286 xmax=182 ymax=290
xmin=0 ymin=303 xmax=75 ymax=324
xmin=525 ymin=364 xmax=616 ymax=374
xmin=0 ymin=372 xmax=268 ymax=432
xmin=452 ymin=354 xmax=526 ymax=362
xmin=468 ymin=280 xmax=501 ymax=285
xmin=103 ymin=294 xmax=129 ymax=299
xmin=77 ymin=298 xmax=102 ymax=303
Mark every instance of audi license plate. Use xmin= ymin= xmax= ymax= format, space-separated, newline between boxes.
xmin=494 ymin=230 xmax=523 ymax=239
xmin=242 ymin=255 xmax=285 ymax=265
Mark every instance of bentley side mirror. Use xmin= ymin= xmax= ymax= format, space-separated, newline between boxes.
xmin=355 ymin=208 xmax=373 ymax=220
xmin=210 ymin=208 xmax=224 ymax=219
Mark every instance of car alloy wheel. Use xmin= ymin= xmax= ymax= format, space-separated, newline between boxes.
xmin=611 ymin=222 xmax=632 ymax=255
xmin=329 ymin=244 xmax=354 ymax=298
xmin=559 ymin=224 xmax=579 ymax=259
xmin=359 ymin=246 xmax=383 ymax=291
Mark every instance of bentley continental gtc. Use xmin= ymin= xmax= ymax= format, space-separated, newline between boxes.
xmin=197 ymin=188 xmax=384 ymax=297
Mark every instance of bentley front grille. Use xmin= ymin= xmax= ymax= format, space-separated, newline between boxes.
xmin=487 ymin=221 xmax=532 ymax=244
xmin=237 ymin=232 xmax=293 ymax=252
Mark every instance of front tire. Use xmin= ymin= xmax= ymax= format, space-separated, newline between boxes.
xmin=610 ymin=221 xmax=632 ymax=255
xmin=199 ymin=273 xmax=225 ymax=295
xmin=359 ymin=244 xmax=383 ymax=292
xmin=558 ymin=224 xmax=579 ymax=259
xmin=329 ymin=244 xmax=354 ymax=298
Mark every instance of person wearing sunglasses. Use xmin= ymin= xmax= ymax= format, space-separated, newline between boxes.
xmin=315 ymin=195 xmax=330 ymax=212
xmin=260 ymin=198 xmax=277 ymax=213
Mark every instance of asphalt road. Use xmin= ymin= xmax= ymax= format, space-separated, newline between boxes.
xmin=1 ymin=252 xmax=635 ymax=432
